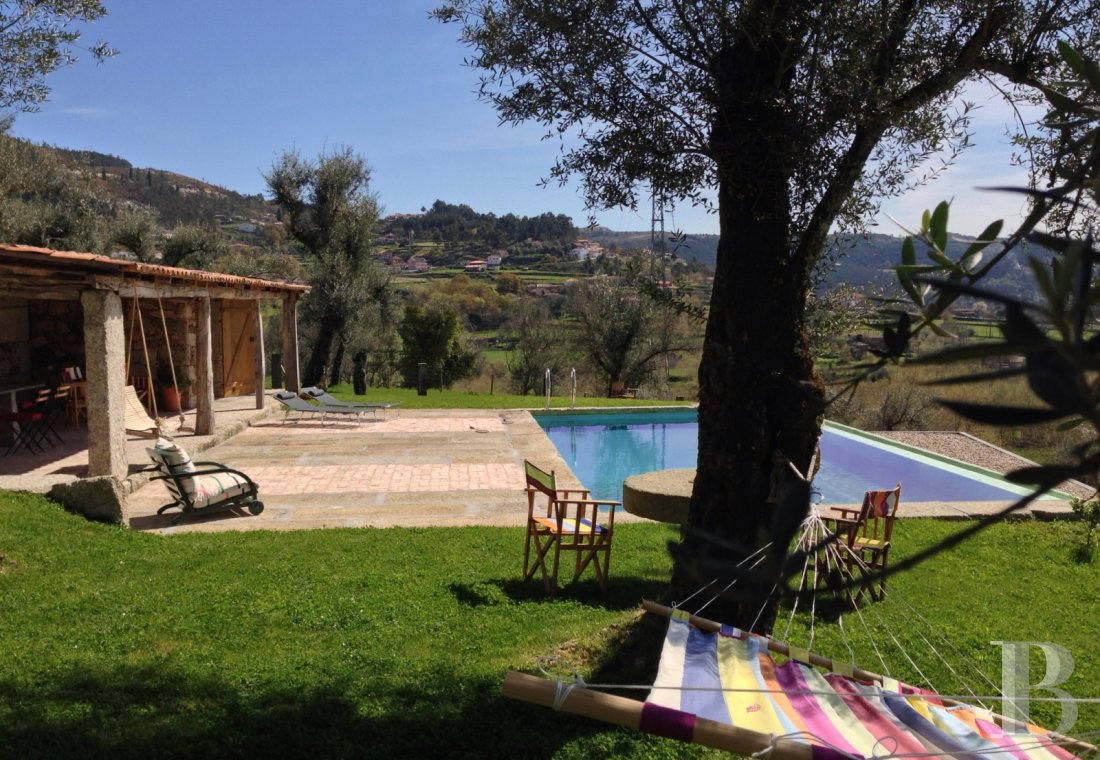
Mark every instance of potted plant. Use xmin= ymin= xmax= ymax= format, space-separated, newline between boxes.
xmin=157 ymin=363 xmax=192 ymax=412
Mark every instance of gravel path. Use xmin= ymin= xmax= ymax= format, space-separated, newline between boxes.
xmin=876 ymin=430 xmax=1094 ymax=500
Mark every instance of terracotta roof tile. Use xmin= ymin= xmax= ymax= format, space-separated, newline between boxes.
xmin=0 ymin=243 xmax=309 ymax=293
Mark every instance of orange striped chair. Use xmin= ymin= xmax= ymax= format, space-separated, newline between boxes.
xmin=830 ymin=484 xmax=901 ymax=604
xmin=523 ymin=459 xmax=619 ymax=594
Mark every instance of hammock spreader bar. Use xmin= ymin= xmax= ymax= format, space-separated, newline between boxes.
xmin=501 ymin=670 xmax=824 ymax=759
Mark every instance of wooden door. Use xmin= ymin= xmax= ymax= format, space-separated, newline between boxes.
xmin=221 ymin=304 xmax=256 ymax=397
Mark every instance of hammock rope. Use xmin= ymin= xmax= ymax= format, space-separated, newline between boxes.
xmin=128 ymin=285 xmax=158 ymax=419
xmin=675 ymin=540 xmax=774 ymax=617
xmin=153 ymin=280 xmax=188 ymax=431
xmin=805 ymin=504 xmax=995 ymax=711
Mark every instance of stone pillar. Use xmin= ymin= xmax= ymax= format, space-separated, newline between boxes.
xmin=281 ymin=294 xmax=301 ymax=392
xmin=82 ymin=289 xmax=127 ymax=479
xmin=195 ymin=296 xmax=215 ymax=435
xmin=253 ymin=299 xmax=265 ymax=409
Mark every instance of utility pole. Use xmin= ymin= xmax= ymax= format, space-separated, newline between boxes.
xmin=650 ymin=185 xmax=668 ymax=282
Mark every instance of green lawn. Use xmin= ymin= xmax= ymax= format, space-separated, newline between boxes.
xmin=321 ymin=383 xmax=693 ymax=410
xmin=1 ymin=492 xmax=1096 ymax=758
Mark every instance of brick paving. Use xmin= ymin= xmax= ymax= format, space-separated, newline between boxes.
xmin=248 ymin=463 xmax=525 ymax=494
xmin=261 ymin=416 xmax=507 ymax=434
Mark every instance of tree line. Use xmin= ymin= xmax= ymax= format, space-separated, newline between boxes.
xmin=384 ymin=199 xmax=575 ymax=249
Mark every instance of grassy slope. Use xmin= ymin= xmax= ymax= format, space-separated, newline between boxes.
xmin=1 ymin=493 xmax=1096 ymax=759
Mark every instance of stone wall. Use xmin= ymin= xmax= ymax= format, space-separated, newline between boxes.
xmin=0 ymin=298 xmax=30 ymax=381
xmin=27 ymin=299 xmax=83 ymax=381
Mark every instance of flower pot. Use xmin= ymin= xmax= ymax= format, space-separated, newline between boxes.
xmin=160 ymin=384 xmax=182 ymax=412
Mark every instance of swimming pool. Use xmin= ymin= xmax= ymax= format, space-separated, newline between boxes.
xmin=535 ymin=410 xmax=1039 ymax=504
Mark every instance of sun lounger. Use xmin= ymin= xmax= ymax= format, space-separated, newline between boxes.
xmin=273 ymin=390 xmax=370 ymax=424
xmin=300 ymin=387 xmax=399 ymax=417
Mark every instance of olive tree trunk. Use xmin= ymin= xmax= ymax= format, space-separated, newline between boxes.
xmin=672 ymin=41 xmax=826 ymax=632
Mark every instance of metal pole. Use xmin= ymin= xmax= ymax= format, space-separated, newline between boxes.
xmin=570 ymin=367 xmax=577 ymax=409
xmin=545 ymin=368 xmax=551 ymax=410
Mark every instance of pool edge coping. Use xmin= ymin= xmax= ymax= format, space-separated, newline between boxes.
xmin=824 ymin=420 xmax=1072 ymax=501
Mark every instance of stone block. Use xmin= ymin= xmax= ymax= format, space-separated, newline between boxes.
xmin=49 ymin=476 xmax=126 ymax=523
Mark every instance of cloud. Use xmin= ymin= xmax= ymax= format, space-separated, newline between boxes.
xmin=58 ymin=106 xmax=111 ymax=118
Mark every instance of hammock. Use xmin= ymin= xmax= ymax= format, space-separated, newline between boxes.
xmin=502 ymin=506 xmax=1097 ymax=759
xmin=503 ymin=601 xmax=1092 ymax=759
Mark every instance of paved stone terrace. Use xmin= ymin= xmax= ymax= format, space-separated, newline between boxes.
xmin=124 ymin=408 xmax=629 ymax=534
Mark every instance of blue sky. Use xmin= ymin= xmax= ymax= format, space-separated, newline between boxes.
xmin=11 ymin=1 xmax=1040 ymax=237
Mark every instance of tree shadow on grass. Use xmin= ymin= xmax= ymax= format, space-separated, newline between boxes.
xmin=448 ymin=574 xmax=668 ymax=611
xmin=0 ymin=658 xmax=639 ymax=760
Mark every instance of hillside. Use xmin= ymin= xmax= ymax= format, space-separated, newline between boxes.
xmin=48 ymin=145 xmax=275 ymax=227
xmin=24 ymin=141 xmax=1042 ymax=302
xmin=588 ymin=227 xmax=1039 ymax=301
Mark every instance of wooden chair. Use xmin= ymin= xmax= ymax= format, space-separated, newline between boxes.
xmin=62 ymin=366 xmax=86 ymax=426
xmin=829 ymin=484 xmax=901 ymax=604
xmin=523 ymin=459 xmax=619 ymax=594
xmin=67 ymin=379 xmax=88 ymax=427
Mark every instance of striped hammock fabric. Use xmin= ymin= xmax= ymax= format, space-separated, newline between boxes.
xmin=645 ymin=612 xmax=1077 ymax=760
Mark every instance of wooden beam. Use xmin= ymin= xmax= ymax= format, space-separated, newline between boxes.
xmin=0 ymin=287 xmax=83 ymax=300
xmin=194 ymin=296 xmax=215 ymax=436
xmin=501 ymin=671 xmax=813 ymax=759
xmin=91 ymin=274 xmax=303 ymax=301
xmin=253 ymin=298 xmax=266 ymax=410
xmin=281 ymin=293 xmax=301 ymax=392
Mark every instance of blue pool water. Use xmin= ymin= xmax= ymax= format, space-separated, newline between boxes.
xmin=535 ymin=410 xmax=1035 ymax=504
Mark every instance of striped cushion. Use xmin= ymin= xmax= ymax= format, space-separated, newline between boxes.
xmin=532 ymin=516 xmax=606 ymax=535
xmin=192 ymin=472 xmax=251 ymax=508
xmin=149 ymin=438 xmax=197 ymax=497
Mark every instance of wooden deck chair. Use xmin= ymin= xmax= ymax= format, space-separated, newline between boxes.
xmin=128 ymin=373 xmax=154 ymax=413
xmin=523 ymin=459 xmax=619 ymax=594
xmin=829 ymin=484 xmax=901 ymax=604
xmin=145 ymin=438 xmax=263 ymax=525
xmin=124 ymin=385 xmax=162 ymax=438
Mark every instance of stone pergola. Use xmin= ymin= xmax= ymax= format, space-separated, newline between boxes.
xmin=0 ymin=244 xmax=309 ymax=481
